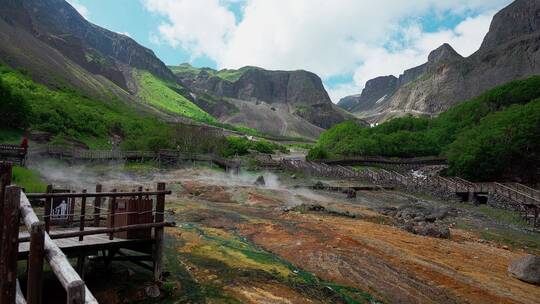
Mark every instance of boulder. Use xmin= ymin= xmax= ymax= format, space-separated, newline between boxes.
xmin=508 ymin=255 xmax=540 ymax=285
xmin=254 ymin=175 xmax=266 ymax=186
xmin=144 ymin=284 xmax=161 ymax=298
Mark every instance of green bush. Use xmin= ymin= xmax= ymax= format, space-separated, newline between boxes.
xmin=221 ymin=137 xmax=287 ymax=157
xmin=0 ymin=77 xmax=31 ymax=129
xmin=306 ymin=146 xmax=329 ymax=161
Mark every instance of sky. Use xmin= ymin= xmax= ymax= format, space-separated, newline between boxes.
xmin=66 ymin=0 xmax=513 ymax=102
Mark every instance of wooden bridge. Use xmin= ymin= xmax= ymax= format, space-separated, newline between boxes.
xmin=279 ymin=159 xmax=540 ymax=227
xmin=0 ymin=144 xmax=27 ymax=166
xmin=0 ymin=162 xmax=173 ymax=304
xmin=31 ymin=146 xmax=240 ymax=172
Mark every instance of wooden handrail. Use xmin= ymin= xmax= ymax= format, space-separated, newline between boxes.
xmin=26 ymin=190 xmax=171 ymax=199
xmin=19 ymin=192 xmax=98 ymax=304
xmin=18 ymin=222 xmax=175 ymax=243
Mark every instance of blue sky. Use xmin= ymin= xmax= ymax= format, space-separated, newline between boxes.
xmin=68 ymin=0 xmax=513 ymax=101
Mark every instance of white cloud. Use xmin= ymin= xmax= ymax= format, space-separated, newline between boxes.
xmin=66 ymin=0 xmax=90 ymax=19
xmin=145 ymin=0 xmax=512 ymax=102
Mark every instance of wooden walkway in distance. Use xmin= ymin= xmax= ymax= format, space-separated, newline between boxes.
xmin=278 ymin=159 xmax=540 ymax=227
xmin=31 ymin=146 xmax=241 ymax=171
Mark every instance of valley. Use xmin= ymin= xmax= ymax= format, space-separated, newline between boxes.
xmin=1 ymin=0 xmax=539 ymax=303
xmin=22 ymin=163 xmax=540 ymax=304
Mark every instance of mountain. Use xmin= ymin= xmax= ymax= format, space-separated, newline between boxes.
xmin=173 ymin=64 xmax=356 ymax=139
xmin=339 ymin=0 xmax=540 ymax=122
xmin=0 ymin=0 xmax=212 ymax=124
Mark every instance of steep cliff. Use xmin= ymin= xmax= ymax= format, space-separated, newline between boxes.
xmin=340 ymin=0 xmax=540 ymax=122
xmin=174 ymin=65 xmax=356 ymax=134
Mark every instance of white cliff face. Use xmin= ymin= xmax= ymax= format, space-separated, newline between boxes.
xmin=341 ymin=0 xmax=540 ymax=123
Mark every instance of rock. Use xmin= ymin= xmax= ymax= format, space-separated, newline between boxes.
xmin=144 ymin=284 xmax=161 ymax=298
xmin=508 ymin=255 xmax=540 ymax=285
xmin=413 ymin=223 xmax=451 ymax=239
xmin=254 ymin=175 xmax=266 ymax=186
xmin=313 ymin=181 xmax=328 ymax=190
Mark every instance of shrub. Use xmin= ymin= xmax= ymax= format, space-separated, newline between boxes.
xmin=306 ymin=146 xmax=329 ymax=161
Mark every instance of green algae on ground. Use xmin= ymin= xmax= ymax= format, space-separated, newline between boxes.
xmin=163 ymin=223 xmax=377 ymax=303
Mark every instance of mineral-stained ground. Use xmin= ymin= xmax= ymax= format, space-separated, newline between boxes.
xmin=34 ymin=166 xmax=540 ymax=304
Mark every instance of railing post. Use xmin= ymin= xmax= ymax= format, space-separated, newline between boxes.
xmin=0 ymin=161 xmax=13 ymax=259
xmin=153 ymin=182 xmax=166 ymax=282
xmin=27 ymin=222 xmax=45 ymax=304
xmin=0 ymin=186 xmax=21 ymax=304
xmin=44 ymin=185 xmax=53 ymax=233
xmin=79 ymin=190 xmax=87 ymax=242
xmin=108 ymin=189 xmax=117 ymax=240
xmin=93 ymin=184 xmax=102 ymax=227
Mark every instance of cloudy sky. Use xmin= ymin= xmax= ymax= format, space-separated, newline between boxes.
xmin=67 ymin=0 xmax=513 ymax=102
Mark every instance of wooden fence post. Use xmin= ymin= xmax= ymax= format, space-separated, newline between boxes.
xmin=44 ymin=185 xmax=53 ymax=233
xmin=27 ymin=222 xmax=45 ymax=304
xmin=93 ymin=184 xmax=102 ymax=227
xmin=79 ymin=190 xmax=87 ymax=242
xmin=153 ymin=182 xmax=166 ymax=282
xmin=0 ymin=186 xmax=21 ymax=304
xmin=108 ymin=189 xmax=117 ymax=240
xmin=0 ymin=161 xmax=13 ymax=260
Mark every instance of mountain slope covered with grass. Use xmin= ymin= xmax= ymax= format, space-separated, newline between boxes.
xmin=311 ymin=76 xmax=540 ymax=182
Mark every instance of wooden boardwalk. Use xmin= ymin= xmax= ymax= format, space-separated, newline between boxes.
xmin=0 ymin=161 xmax=172 ymax=304
xmin=278 ymin=159 xmax=540 ymax=227
xmin=17 ymin=228 xmax=152 ymax=259
xmin=32 ymin=146 xmax=240 ymax=172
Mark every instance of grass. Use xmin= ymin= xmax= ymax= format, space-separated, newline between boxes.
xmin=133 ymin=69 xmax=216 ymax=123
xmin=12 ymin=166 xmax=47 ymax=193
xmin=169 ymin=64 xmax=257 ymax=83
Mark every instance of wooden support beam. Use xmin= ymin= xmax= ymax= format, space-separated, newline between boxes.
xmin=93 ymin=184 xmax=102 ymax=227
xmin=109 ymin=189 xmax=117 ymax=240
xmin=0 ymin=186 xmax=21 ymax=304
xmin=79 ymin=190 xmax=87 ymax=242
xmin=153 ymin=182 xmax=166 ymax=282
xmin=27 ymin=222 xmax=45 ymax=304
xmin=44 ymin=185 xmax=53 ymax=233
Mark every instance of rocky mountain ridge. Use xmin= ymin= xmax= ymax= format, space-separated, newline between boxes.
xmin=174 ymin=64 xmax=355 ymax=133
xmin=339 ymin=0 xmax=540 ymax=122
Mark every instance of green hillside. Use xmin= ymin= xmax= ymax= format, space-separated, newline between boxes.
xmin=310 ymin=76 xmax=540 ymax=182
xmin=0 ymin=64 xmax=175 ymax=150
xmin=133 ymin=69 xmax=216 ymax=123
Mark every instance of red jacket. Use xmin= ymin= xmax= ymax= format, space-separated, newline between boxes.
xmin=21 ymin=137 xmax=29 ymax=149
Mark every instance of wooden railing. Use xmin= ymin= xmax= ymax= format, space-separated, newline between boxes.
xmin=0 ymin=144 xmax=27 ymax=166
xmin=278 ymin=159 xmax=540 ymax=226
xmin=0 ymin=161 xmax=173 ymax=304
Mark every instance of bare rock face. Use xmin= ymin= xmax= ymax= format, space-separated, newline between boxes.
xmin=508 ymin=255 xmax=540 ymax=285
xmin=337 ymin=75 xmax=398 ymax=112
xmin=175 ymin=65 xmax=356 ymax=130
xmin=341 ymin=0 xmax=540 ymax=122
xmin=0 ymin=0 xmax=176 ymax=94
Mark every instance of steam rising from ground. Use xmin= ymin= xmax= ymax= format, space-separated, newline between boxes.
xmin=29 ymin=159 xmax=332 ymax=207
